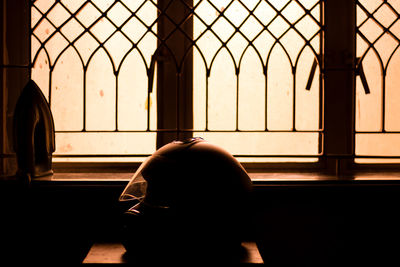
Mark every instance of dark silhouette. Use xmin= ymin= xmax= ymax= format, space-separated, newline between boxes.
xmin=13 ymin=80 xmax=55 ymax=183
xmin=119 ymin=138 xmax=253 ymax=264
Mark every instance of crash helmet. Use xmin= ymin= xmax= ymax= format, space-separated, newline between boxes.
xmin=119 ymin=137 xmax=252 ymax=262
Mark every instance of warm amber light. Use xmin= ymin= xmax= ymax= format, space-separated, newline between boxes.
xmin=356 ymin=0 xmax=400 ymax=162
xmin=32 ymin=0 xmax=322 ymax=162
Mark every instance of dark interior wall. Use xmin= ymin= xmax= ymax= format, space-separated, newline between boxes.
xmin=1 ymin=0 xmax=30 ymax=176
xmin=2 ymin=182 xmax=400 ymax=265
xmin=252 ymin=184 xmax=400 ymax=266
xmin=1 ymin=182 xmax=124 ymax=264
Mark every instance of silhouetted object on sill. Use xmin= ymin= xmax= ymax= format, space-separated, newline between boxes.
xmin=119 ymin=137 xmax=253 ymax=264
xmin=13 ymin=80 xmax=55 ymax=183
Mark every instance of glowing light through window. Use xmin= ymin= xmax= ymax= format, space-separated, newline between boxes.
xmin=355 ymin=0 xmax=400 ymax=163
xmin=31 ymin=0 xmax=323 ymax=162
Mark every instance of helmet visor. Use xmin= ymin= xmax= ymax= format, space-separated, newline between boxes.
xmin=119 ymin=158 xmax=149 ymax=202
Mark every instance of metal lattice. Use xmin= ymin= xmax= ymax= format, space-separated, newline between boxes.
xmin=31 ymin=0 xmax=324 ymax=161
xmin=356 ymin=0 xmax=400 ymax=160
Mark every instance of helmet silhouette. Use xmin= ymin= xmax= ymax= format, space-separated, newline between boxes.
xmin=119 ymin=138 xmax=252 ymax=263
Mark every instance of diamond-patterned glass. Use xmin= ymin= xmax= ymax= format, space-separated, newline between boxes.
xmin=31 ymin=0 xmax=323 ymax=161
xmin=356 ymin=0 xmax=400 ymax=162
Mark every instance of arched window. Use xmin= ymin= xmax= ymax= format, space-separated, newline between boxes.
xmin=31 ymin=0 xmax=323 ymax=164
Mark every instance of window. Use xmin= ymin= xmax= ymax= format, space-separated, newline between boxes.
xmin=31 ymin=0 xmax=323 ymax=164
xmin=355 ymin=0 xmax=400 ymax=164
xmin=20 ymin=0 xmax=400 ymax=172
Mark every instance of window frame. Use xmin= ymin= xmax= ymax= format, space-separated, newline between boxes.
xmin=30 ymin=0 xmax=326 ymax=168
xmin=2 ymin=0 xmax=400 ymax=180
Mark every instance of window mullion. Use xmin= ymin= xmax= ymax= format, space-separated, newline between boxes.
xmin=323 ymin=0 xmax=356 ymax=174
xmin=156 ymin=0 xmax=193 ymax=148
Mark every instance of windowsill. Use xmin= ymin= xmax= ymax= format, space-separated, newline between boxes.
xmin=82 ymin=241 xmax=264 ymax=264
xmin=24 ymin=170 xmax=400 ymax=189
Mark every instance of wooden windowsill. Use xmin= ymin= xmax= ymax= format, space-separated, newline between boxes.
xmin=82 ymin=241 xmax=264 ymax=265
xmin=3 ymin=170 xmax=400 ymax=189
xmin=31 ymin=170 xmax=400 ymax=185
